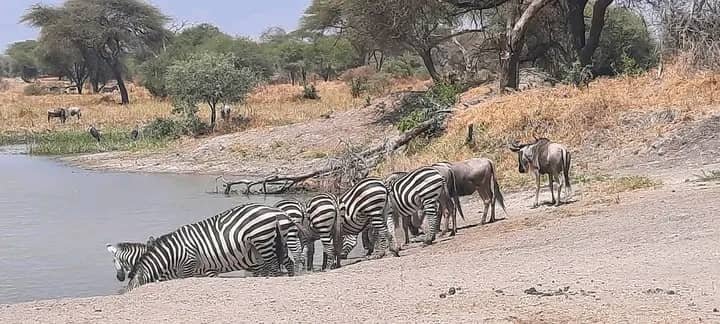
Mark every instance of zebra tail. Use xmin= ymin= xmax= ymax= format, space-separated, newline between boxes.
xmin=274 ymin=221 xmax=287 ymax=275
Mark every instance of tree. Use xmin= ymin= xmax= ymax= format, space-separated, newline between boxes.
xmin=166 ymin=53 xmax=257 ymax=129
xmin=6 ymin=40 xmax=40 ymax=78
xmin=564 ymin=0 xmax=615 ymax=67
xmin=22 ymin=0 xmax=169 ymax=104
xmin=303 ymin=0 xmax=475 ymax=82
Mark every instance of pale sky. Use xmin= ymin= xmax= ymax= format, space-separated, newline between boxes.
xmin=0 ymin=0 xmax=311 ymax=52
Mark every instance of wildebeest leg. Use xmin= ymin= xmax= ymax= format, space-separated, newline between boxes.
xmin=481 ymin=199 xmax=490 ymax=224
xmin=533 ymin=172 xmax=541 ymax=208
xmin=489 ymin=189 xmax=497 ymax=223
xmin=549 ymin=175 xmax=556 ymax=205
xmin=556 ymin=174 xmax=563 ymax=206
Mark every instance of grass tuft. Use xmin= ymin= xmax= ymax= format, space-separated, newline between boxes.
xmin=28 ymin=129 xmax=169 ymax=155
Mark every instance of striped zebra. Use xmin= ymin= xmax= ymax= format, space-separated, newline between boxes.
xmin=126 ymin=203 xmax=294 ymax=290
xmin=305 ymin=193 xmax=343 ymax=270
xmin=383 ymin=166 xmax=446 ymax=249
xmin=106 ymin=242 xmax=147 ymax=282
xmin=273 ymin=199 xmax=313 ymax=272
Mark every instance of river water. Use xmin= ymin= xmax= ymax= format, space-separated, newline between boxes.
xmin=0 ymin=146 xmax=304 ymax=304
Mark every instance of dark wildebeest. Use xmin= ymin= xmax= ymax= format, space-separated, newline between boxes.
xmin=47 ymin=108 xmax=67 ymax=124
xmin=433 ymin=158 xmax=506 ymax=233
xmin=67 ymin=107 xmax=81 ymax=120
xmin=220 ymin=104 xmax=231 ymax=122
xmin=508 ymin=138 xmax=572 ymax=207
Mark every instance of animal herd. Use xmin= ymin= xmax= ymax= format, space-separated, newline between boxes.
xmin=106 ymin=138 xmax=573 ymax=292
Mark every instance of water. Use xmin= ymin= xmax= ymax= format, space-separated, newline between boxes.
xmin=0 ymin=147 xmax=303 ymax=304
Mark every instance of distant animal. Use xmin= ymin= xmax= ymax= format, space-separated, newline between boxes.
xmin=47 ymin=108 xmax=67 ymax=124
xmin=88 ymin=125 xmax=101 ymax=142
xmin=433 ymin=158 xmax=507 ymax=232
xmin=220 ymin=104 xmax=232 ymax=122
xmin=508 ymin=138 xmax=572 ymax=207
xmin=67 ymin=107 xmax=81 ymax=120
xmin=130 ymin=126 xmax=139 ymax=141
xmin=126 ymin=203 xmax=295 ymax=291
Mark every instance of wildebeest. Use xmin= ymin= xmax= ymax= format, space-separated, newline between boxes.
xmin=89 ymin=125 xmax=101 ymax=142
xmin=220 ymin=104 xmax=232 ymax=122
xmin=433 ymin=158 xmax=506 ymax=230
xmin=47 ymin=108 xmax=67 ymax=124
xmin=508 ymin=138 xmax=572 ymax=207
xmin=67 ymin=107 xmax=81 ymax=120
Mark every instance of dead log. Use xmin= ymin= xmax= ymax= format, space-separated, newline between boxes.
xmin=217 ymin=113 xmax=447 ymax=195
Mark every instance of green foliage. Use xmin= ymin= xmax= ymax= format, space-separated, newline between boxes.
xmin=349 ymin=78 xmax=366 ymax=98
xmin=593 ymin=6 xmax=656 ymax=76
xmin=143 ymin=118 xmax=184 ymax=139
xmin=28 ymin=129 xmax=170 ymax=155
xmin=166 ymin=52 xmax=257 ymax=128
xmin=383 ymin=53 xmax=425 ymax=78
xmin=23 ymin=84 xmax=47 ymax=96
xmin=563 ymin=61 xmax=594 ymax=87
xmin=302 ymin=84 xmax=320 ymax=100
xmin=5 ymin=40 xmax=40 ymax=75
xmin=396 ymin=82 xmax=460 ymax=134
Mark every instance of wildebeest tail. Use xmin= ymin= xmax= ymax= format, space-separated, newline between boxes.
xmin=447 ymin=169 xmax=466 ymax=221
xmin=489 ymin=161 xmax=508 ymax=216
xmin=563 ymin=149 xmax=573 ymax=197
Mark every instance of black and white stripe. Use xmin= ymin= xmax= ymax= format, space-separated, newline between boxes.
xmin=384 ymin=166 xmax=446 ymax=248
xmin=126 ymin=203 xmax=294 ymax=290
xmin=106 ymin=242 xmax=148 ymax=282
xmin=305 ymin=193 xmax=342 ymax=270
xmin=273 ymin=199 xmax=311 ymax=272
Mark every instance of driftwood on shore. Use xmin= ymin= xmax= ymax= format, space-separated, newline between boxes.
xmin=216 ymin=114 xmax=448 ymax=195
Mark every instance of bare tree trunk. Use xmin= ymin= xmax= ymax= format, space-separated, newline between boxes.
xmin=418 ymin=48 xmax=441 ymax=82
xmin=579 ymin=0 xmax=614 ymax=66
xmin=498 ymin=0 xmax=552 ymax=91
xmin=107 ymin=59 xmax=129 ymax=105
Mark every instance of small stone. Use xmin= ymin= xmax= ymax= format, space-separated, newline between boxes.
xmin=448 ymin=287 xmax=456 ymax=295
xmin=494 ymin=289 xmax=504 ymax=294
xmin=713 ymin=308 xmax=718 ymax=312
xmin=439 ymin=293 xmax=447 ymax=299
xmin=667 ymin=290 xmax=676 ymax=295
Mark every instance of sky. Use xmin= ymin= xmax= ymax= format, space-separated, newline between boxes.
xmin=0 ymin=0 xmax=311 ymax=52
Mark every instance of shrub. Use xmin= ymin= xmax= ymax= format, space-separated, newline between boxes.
xmin=383 ymin=53 xmax=425 ymax=78
xmin=143 ymin=117 xmax=184 ymax=139
xmin=302 ymin=83 xmax=320 ymax=99
xmin=23 ymin=83 xmax=46 ymax=96
xmin=396 ymin=82 xmax=461 ymax=135
xmin=593 ymin=6 xmax=657 ymax=76
xmin=0 ymin=78 xmax=10 ymax=92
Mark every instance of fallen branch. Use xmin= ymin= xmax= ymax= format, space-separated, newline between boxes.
xmin=217 ymin=114 xmax=445 ymax=195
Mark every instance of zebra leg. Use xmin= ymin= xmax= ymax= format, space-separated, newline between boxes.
xmin=361 ymin=228 xmax=375 ymax=256
xmin=319 ymin=235 xmax=336 ymax=270
xmin=375 ymin=213 xmax=398 ymax=258
xmin=340 ymin=234 xmax=357 ymax=259
xmin=423 ymin=200 xmax=439 ymax=245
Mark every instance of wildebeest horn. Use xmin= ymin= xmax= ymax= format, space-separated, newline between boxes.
xmin=508 ymin=140 xmax=521 ymax=152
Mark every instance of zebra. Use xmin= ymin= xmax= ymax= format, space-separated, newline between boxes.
xmin=383 ymin=166 xmax=446 ymax=249
xmin=126 ymin=203 xmax=295 ymax=291
xmin=273 ymin=199 xmax=314 ymax=272
xmin=305 ymin=193 xmax=344 ymax=270
xmin=106 ymin=242 xmax=147 ymax=282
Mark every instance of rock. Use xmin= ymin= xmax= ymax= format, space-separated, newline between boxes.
xmin=713 ymin=308 xmax=718 ymax=312
xmin=494 ymin=289 xmax=504 ymax=294
xmin=448 ymin=287 xmax=456 ymax=296
xmin=439 ymin=293 xmax=447 ymax=299
xmin=667 ymin=290 xmax=676 ymax=295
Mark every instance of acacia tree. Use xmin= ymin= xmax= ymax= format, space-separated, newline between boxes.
xmin=22 ymin=0 xmax=169 ymax=104
xmin=165 ymin=53 xmax=257 ymax=130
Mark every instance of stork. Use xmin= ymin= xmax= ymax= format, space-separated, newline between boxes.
xmin=89 ymin=125 xmax=101 ymax=142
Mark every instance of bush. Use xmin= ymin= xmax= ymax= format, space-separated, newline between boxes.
xmin=593 ymin=6 xmax=657 ymax=76
xmin=396 ymin=82 xmax=460 ymax=135
xmin=302 ymin=83 xmax=320 ymax=100
xmin=143 ymin=117 xmax=184 ymax=139
xmin=383 ymin=53 xmax=425 ymax=78
xmin=23 ymin=83 xmax=46 ymax=96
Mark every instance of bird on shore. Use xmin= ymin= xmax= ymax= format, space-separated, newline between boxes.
xmin=89 ymin=125 xmax=101 ymax=142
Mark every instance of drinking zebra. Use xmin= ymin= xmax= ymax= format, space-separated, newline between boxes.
xmin=305 ymin=178 xmax=397 ymax=269
xmin=383 ymin=166 xmax=446 ymax=250
xmin=273 ymin=199 xmax=314 ymax=272
xmin=106 ymin=242 xmax=148 ymax=282
xmin=126 ymin=203 xmax=294 ymax=291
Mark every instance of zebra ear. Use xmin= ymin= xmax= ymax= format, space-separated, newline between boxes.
xmin=106 ymin=244 xmax=117 ymax=254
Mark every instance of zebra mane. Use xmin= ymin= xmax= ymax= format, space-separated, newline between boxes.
xmin=115 ymin=242 xmax=147 ymax=250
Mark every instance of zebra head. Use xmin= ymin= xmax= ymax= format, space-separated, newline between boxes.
xmin=106 ymin=244 xmax=126 ymax=281
xmin=125 ymin=233 xmax=192 ymax=292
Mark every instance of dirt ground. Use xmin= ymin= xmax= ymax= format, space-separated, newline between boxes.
xmin=2 ymin=152 xmax=719 ymax=322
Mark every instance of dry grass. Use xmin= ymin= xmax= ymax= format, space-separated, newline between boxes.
xmin=377 ymin=62 xmax=720 ymax=189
